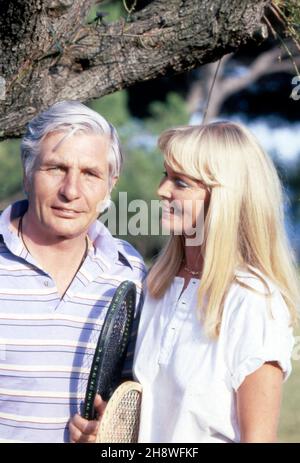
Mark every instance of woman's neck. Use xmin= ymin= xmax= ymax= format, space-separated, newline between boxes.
xmin=183 ymin=245 xmax=203 ymax=273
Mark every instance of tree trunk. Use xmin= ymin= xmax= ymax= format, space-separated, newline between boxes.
xmin=0 ymin=0 xmax=270 ymax=140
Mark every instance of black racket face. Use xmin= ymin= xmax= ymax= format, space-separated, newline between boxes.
xmin=83 ymin=280 xmax=136 ymax=420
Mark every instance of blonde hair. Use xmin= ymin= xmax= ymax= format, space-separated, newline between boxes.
xmin=147 ymin=121 xmax=300 ymax=338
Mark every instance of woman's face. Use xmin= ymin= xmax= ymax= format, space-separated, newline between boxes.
xmin=157 ymin=161 xmax=210 ymax=245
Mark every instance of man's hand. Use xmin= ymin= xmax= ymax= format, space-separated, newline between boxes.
xmin=69 ymin=394 xmax=107 ymax=443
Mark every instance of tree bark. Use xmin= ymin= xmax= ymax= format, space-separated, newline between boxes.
xmin=0 ymin=0 xmax=270 ymax=140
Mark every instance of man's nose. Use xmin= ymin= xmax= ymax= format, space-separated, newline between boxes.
xmin=59 ymin=171 xmax=81 ymax=201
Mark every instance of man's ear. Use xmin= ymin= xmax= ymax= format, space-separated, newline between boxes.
xmin=23 ymin=174 xmax=30 ymax=196
xmin=110 ymin=176 xmax=119 ymax=190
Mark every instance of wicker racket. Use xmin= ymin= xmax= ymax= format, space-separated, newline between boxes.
xmin=96 ymin=381 xmax=142 ymax=443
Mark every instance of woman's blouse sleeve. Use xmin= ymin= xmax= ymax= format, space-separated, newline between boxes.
xmin=225 ymin=286 xmax=295 ymax=391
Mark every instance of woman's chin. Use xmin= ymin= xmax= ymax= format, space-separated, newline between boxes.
xmin=161 ymin=216 xmax=183 ymax=236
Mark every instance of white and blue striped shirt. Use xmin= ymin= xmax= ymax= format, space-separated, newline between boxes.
xmin=0 ymin=200 xmax=146 ymax=442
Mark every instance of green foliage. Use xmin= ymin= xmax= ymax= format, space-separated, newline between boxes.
xmin=86 ymin=0 xmax=131 ymax=25
xmin=278 ymin=326 xmax=300 ymax=442
xmin=145 ymin=92 xmax=189 ymax=134
xmin=88 ymin=91 xmax=130 ymax=128
xmin=109 ymin=145 xmax=167 ymax=261
xmin=0 ymin=139 xmax=22 ymax=201
xmin=116 ymin=147 xmax=161 ymax=203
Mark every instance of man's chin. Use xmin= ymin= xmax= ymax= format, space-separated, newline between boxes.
xmin=47 ymin=222 xmax=86 ymax=240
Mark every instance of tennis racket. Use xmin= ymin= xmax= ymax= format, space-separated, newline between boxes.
xmin=96 ymin=380 xmax=142 ymax=443
xmin=83 ymin=280 xmax=137 ymax=420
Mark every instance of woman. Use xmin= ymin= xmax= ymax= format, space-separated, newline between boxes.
xmin=133 ymin=121 xmax=299 ymax=443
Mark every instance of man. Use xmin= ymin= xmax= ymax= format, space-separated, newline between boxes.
xmin=0 ymin=101 xmax=146 ymax=442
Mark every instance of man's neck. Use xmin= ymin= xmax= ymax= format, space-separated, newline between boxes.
xmin=15 ymin=213 xmax=90 ymax=297
xmin=12 ymin=213 xmax=88 ymax=269
xmin=21 ymin=211 xmax=86 ymax=251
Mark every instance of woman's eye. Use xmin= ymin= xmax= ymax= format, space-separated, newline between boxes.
xmin=161 ymin=170 xmax=189 ymax=188
xmin=175 ymin=178 xmax=189 ymax=188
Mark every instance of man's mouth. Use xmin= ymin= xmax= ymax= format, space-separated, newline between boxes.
xmin=51 ymin=207 xmax=82 ymax=217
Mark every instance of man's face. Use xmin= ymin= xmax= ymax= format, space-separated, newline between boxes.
xmin=25 ymin=131 xmax=114 ymax=241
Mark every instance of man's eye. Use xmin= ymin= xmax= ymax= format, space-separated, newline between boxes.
xmin=48 ymin=166 xmax=64 ymax=172
xmin=84 ymin=171 xmax=97 ymax=177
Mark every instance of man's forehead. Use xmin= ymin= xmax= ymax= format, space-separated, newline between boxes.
xmin=40 ymin=131 xmax=108 ymax=154
xmin=51 ymin=127 xmax=80 ymax=152
xmin=41 ymin=130 xmax=109 ymax=150
xmin=37 ymin=131 xmax=110 ymax=168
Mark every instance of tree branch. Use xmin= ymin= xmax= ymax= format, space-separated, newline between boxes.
xmin=197 ymin=43 xmax=300 ymax=121
xmin=0 ymin=0 xmax=270 ymax=140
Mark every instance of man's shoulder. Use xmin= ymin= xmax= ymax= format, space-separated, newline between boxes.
xmin=114 ymin=237 xmax=146 ymax=262
xmin=90 ymin=220 xmax=147 ymax=277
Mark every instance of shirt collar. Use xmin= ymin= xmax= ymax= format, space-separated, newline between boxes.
xmin=88 ymin=218 xmax=133 ymax=270
xmin=0 ymin=200 xmax=28 ymax=257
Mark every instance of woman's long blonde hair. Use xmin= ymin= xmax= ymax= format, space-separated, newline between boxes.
xmin=147 ymin=121 xmax=300 ymax=338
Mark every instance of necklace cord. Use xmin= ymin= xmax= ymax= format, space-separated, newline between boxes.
xmin=182 ymin=259 xmax=201 ymax=276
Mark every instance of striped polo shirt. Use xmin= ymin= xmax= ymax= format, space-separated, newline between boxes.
xmin=0 ymin=200 xmax=146 ymax=442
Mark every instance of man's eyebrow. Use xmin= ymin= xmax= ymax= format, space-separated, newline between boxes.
xmin=39 ymin=157 xmax=68 ymax=167
xmin=81 ymin=165 xmax=104 ymax=174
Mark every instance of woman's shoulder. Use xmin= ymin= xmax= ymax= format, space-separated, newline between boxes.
xmin=233 ymin=265 xmax=277 ymax=295
xmin=224 ymin=265 xmax=291 ymax=325
xmin=223 ymin=266 xmax=294 ymax=390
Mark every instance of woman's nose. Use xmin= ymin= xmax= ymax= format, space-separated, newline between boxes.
xmin=157 ymin=178 xmax=172 ymax=199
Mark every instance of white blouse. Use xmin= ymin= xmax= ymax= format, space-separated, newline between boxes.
xmin=133 ymin=269 xmax=294 ymax=443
